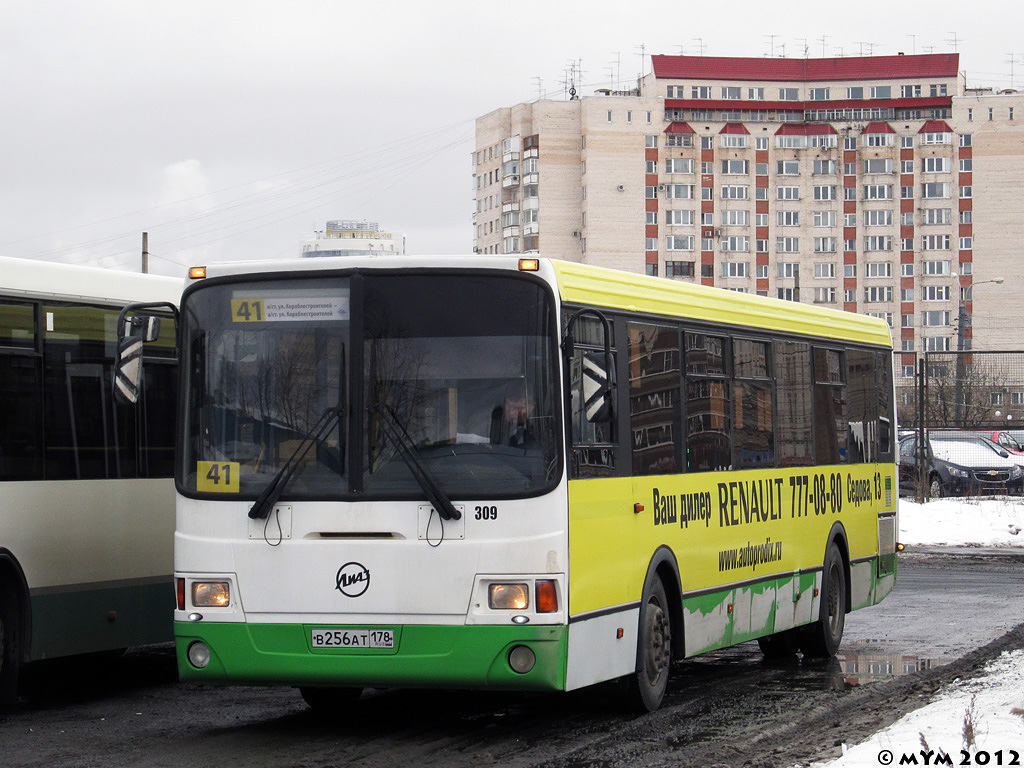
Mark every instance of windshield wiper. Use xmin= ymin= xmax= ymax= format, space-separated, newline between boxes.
xmin=370 ymin=403 xmax=462 ymax=521
xmin=248 ymin=405 xmax=343 ymax=520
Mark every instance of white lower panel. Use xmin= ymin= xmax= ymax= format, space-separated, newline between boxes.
xmin=565 ymin=608 xmax=639 ymax=691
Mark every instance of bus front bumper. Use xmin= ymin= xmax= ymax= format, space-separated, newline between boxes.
xmin=175 ymin=621 xmax=568 ymax=692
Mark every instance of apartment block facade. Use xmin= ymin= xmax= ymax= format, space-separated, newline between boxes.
xmin=473 ymin=53 xmax=1024 ymax=366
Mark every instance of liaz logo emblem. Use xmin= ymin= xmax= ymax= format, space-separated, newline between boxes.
xmin=335 ymin=562 xmax=370 ymax=597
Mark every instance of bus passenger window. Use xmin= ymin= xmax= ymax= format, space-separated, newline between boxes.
xmin=685 ymin=332 xmax=731 ymax=471
xmin=629 ymin=323 xmax=680 ymax=475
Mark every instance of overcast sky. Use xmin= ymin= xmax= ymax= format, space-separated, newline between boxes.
xmin=1 ymin=1 xmax=1018 ymax=277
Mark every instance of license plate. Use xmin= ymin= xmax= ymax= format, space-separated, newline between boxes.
xmin=310 ymin=628 xmax=395 ymax=649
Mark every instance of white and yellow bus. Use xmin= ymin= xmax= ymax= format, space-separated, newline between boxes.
xmin=0 ymin=256 xmax=181 ymax=704
xmin=145 ymin=256 xmax=896 ymax=712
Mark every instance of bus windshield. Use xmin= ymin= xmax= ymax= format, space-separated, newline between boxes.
xmin=180 ymin=272 xmax=561 ymax=500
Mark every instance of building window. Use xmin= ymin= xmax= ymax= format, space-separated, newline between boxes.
xmin=808 ymin=87 xmax=830 ymax=101
xmin=923 ymin=157 xmax=950 ymax=173
xmin=864 ymin=158 xmax=893 ymax=174
xmin=721 ymin=185 xmax=749 ymax=200
xmin=665 ymin=157 xmax=695 ymax=174
xmin=959 ymin=158 xmax=972 ymax=172
xmin=960 ymin=186 xmax=973 ymax=198
xmin=863 ymin=184 xmax=893 ymax=200
xmin=922 ymin=234 xmax=951 ymax=250
xmin=902 ymin=263 xmax=915 ymax=277
xmin=776 ymin=237 xmax=800 ymax=253
xmin=777 ymin=186 xmax=800 ymax=201
xmin=922 ymin=310 xmax=951 ymax=327
xmin=960 ymin=236 xmax=973 ymax=250
xmin=923 ymin=208 xmax=952 ymax=225
xmin=960 ymin=134 xmax=973 ymax=147
xmin=645 ymin=135 xmax=658 ymax=148
xmin=864 ymin=286 xmax=894 ymax=303
xmin=866 ymin=262 xmax=893 ymax=278
xmin=666 ymin=209 xmax=693 ymax=225
xmin=864 ymin=237 xmax=894 ymax=252
xmin=922 ymin=285 xmax=950 ymax=301
xmin=814 ymin=262 xmax=836 ymax=278
xmin=922 ymin=260 xmax=952 ymax=275
xmin=646 ymin=211 xmax=658 ymax=225
xmin=692 ymin=86 xmax=712 ymax=99
xmin=721 ymin=159 xmax=749 ymax=175
xmin=646 ymin=264 xmax=658 ymax=276
xmin=646 ymin=237 xmax=658 ymax=251
xmin=721 ymin=261 xmax=749 ymax=278
xmin=665 ymin=260 xmax=695 ymax=277
xmin=813 ymin=185 xmax=837 ymax=201
xmin=864 ymin=210 xmax=893 ymax=226
xmin=779 ymin=87 xmax=799 ymax=101
xmin=666 ymin=235 xmax=695 ymax=251
xmin=777 ymin=211 xmax=800 ymax=226
xmin=722 ymin=209 xmax=749 ymax=226
xmin=721 ymin=135 xmax=748 ymax=148
xmin=814 ymin=237 xmax=837 ymax=253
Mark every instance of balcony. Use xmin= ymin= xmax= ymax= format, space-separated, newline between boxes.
xmin=503 ymin=226 xmax=521 ymax=238
xmin=502 ymin=201 xmax=520 ymax=214
xmin=502 ymin=175 xmax=520 ymax=188
xmin=522 ymin=173 xmax=539 ymax=185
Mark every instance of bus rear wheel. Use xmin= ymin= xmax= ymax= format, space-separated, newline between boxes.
xmin=299 ymin=686 xmax=363 ymax=712
xmin=625 ymin=577 xmax=672 ymax=712
xmin=800 ymin=543 xmax=846 ymax=658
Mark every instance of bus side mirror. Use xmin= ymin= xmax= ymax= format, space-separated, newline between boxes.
xmin=582 ymin=350 xmax=614 ymax=423
xmin=114 ymin=334 xmax=143 ymax=405
xmin=113 ymin=302 xmax=178 ymax=406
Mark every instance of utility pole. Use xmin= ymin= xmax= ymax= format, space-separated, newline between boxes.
xmin=142 ymin=232 xmax=149 ymax=274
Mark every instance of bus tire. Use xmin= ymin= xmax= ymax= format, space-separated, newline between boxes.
xmin=0 ymin=582 xmax=22 ymax=707
xmin=800 ymin=543 xmax=846 ymax=658
xmin=299 ymin=686 xmax=363 ymax=712
xmin=625 ymin=576 xmax=672 ymax=712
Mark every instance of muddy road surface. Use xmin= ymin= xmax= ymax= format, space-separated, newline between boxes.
xmin=4 ymin=552 xmax=1024 ymax=768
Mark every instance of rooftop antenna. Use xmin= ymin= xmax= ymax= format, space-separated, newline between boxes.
xmin=674 ymin=44 xmax=685 ymax=55
xmin=611 ymin=51 xmax=621 ymax=90
xmin=763 ymin=34 xmax=778 ymax=58
xmin=834 ymin=46 xmax=845 ymax=58
xmin=634 ymin=44 xmax=646 ymax=81
xmin=945 ymin=32 xmax=963 ymax=52
xmin=532 ymin=76 xmax=542 ymax=100
xmin=1007 ymin=54 xmax=1023 ymax=89
xmin=907 ymin=34 xmax=917 ymax=55
xmin=817 ymin=35 xmax=829 ymax=58
xmin=797 ymin=37 xmax=809 ymax=58
xmin=692 ymin=38 xmax=706 ymax=56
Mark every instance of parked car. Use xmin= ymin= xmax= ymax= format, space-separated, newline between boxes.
xmin=974 ymin=430 xmax=1024 ymax=456
xmin=898 ymin=432 xmax=1024 ymax=498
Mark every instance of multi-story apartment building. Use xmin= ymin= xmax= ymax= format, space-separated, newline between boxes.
xmin=474 ymin=53 xmax=1024 ymax=365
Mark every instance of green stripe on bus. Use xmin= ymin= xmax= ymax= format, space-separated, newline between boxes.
xmin=175 ymin=622 xmax=569 ymax=692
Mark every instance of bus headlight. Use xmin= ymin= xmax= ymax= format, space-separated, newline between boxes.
xmin=192 ymin=581 xmax=231 ymax=608
xmin=488 ymin=583 xmax=529 ymax=610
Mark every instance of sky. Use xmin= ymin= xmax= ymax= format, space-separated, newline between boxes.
xmin=807 ymin=497 xmax=1024 ymax=767
xmin=2 ymin=1 xmax=1022 ymax=278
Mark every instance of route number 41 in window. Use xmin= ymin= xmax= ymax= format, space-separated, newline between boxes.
xmin=197 ymin=461 xmax=240 ymax=493
xmin=231 ymin=299 xmax=265 ymax=322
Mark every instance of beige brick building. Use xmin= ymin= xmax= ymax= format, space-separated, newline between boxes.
xmin=473 ymin=53 xmax=1024 ymax=368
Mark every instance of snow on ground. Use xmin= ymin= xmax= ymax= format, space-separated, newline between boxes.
xmin=811 ymin=497 xmax=1024 ymax=766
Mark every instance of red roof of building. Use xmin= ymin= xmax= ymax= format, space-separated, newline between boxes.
xmin=664 ymin=121 xmax=696 ymax=133
xmin=919 ymin=119 xmax=954 ymax=133
xmin=719 ymin=123 xmax=750 ymax=134
xmin=651 ymin=53 xmax=960 ymax=82
xmin=863 ymin=121 xmax=896 ymax=133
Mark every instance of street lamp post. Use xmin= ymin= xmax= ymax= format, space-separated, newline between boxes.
xmin=953 ymin=277 xmax=1004 ymax=426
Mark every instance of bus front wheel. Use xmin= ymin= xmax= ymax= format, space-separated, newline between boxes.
xmin=800 ymin=543 xmax=846 ymax=658
xmin=625 ymin=576 xmax=672 ymax=712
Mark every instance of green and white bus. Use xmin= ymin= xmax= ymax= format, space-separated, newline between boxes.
xmin=135 ymin=256 xmax=896 ymax=712
xmin=0 ymin=256 xmax=181 ymax=704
